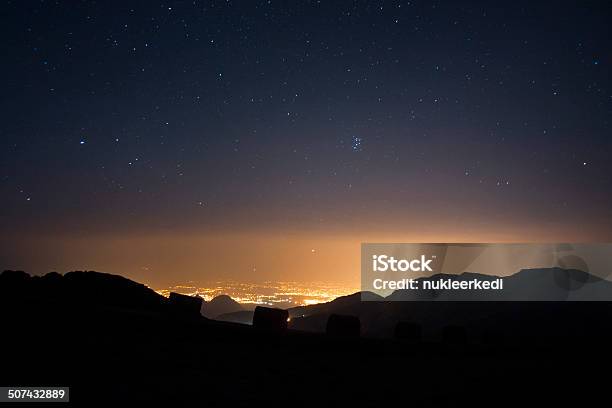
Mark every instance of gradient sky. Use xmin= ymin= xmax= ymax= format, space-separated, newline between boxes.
xmin=1 ymin=1 xmax=611 ymax=287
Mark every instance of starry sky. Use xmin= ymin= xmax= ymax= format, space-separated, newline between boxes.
xmin=1 ymin=1 xmax=611 ymax=287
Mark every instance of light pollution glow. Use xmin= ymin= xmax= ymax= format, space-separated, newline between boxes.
xmin=2 ymin=217 xmax=611 ymax=296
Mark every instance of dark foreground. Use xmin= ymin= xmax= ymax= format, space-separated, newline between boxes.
xmin=1 ymin=270 xmax=610 ymax=407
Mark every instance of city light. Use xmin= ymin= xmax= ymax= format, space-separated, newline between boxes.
xmin=155 ymin=281 xmax=358 ymax=307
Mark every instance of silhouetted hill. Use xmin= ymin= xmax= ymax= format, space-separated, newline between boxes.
xmin=289 ymin=291 xmax=383 ymax=317
xmin=288 ymin=291 xmax=387 ymax=333
xmin=63 ymin=270 xmax=169 ymax=311
xmin=387 ymin=267 xmax=612 ymax=301
xmin=201 ymin=294 xmax=244 ymax=318
xmin=289 ymin=268 xmax=612 ymax=340
xmin=0 ymin=269 xmax=169 ymax=313
xmin=1 ymin=269 xmax=612 ymax=406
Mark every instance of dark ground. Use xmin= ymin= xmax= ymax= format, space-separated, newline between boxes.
xmin=1 ymin=270 xmax=609 ymax=407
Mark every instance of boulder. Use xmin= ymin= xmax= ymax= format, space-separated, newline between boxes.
xmin=252 ymin=306 xmax=288 ymax=331
xmin=169 ymin=292 xmax=203 ymax=317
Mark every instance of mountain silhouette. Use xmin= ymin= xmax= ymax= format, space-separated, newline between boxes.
xmin=2 ymin=268 xmax=611 ymax=406
xmin=386 ymin=267 xmax=611 ymax=301
xmin=201 ymin=294 xmax=244 ymax=318
xmin=289 ymin=267 xmax=612 ymax=340
xmin=0 ymin=269 xmax=169 ymax=312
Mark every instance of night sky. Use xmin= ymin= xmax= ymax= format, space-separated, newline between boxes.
xmin=2 ymin=1 xmax=611 ymax=287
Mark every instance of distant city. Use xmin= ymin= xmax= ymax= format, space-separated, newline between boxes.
xmin=154 ymin=281 xmax=359 ymax=308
